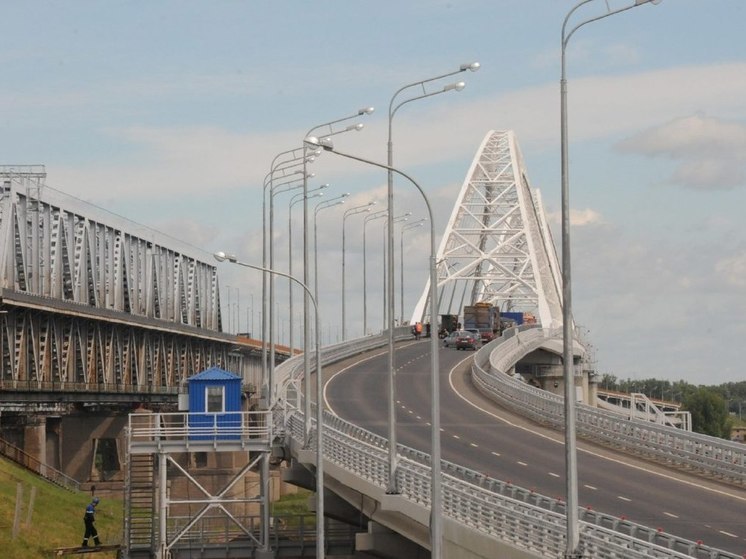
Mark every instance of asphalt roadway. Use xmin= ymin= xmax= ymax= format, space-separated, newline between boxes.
xmin=323 ymin=339 xmax=746 ymax=556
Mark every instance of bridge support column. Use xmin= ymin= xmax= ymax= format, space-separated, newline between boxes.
xmin=24 ymin=416 xmax=47 ymax=476
xmin=356 ymin=521 xmax=428 ymax=559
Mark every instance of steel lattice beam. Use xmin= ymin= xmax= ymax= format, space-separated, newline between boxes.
xmin=412 ymin=131 xmax=563 ymax=328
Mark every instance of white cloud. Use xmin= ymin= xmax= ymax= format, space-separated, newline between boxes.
xmin=715 ymin=252 xmax=746 ymax=287
xmin=546 ymin=207 xmax=603 ymax=227
xmin=616 ymin=114 xmax=746 ymax=190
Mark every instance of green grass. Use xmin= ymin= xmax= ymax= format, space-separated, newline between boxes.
xmin=271 ymin=489 xmax=315 ymax=528
xmin=0 ymin=457 xmax=123 ymax=559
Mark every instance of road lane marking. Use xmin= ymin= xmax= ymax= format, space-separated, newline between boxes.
xmin=517 ymin=461 xmax=527 ymax=466
xmin=470 ymin=443 xmax=479 ymax=448
xmin=617 ymin=496 xmax=631 ymax=502
xmin=491 ymin=451 xmax=501 ymax=457
xmin=584 ymin=485 xmax=597 ymax=491
xmin=446 ymin=361 xmax=746 ymax=504
xmin=549 ymin=472 xmax=560 ymax=478
xmin=453 ymin=434 xmax=460 ymax=439
xmin=719 ymin=530 xmax=738 ymax=538
xmin=663 ymin=512 xmax=679 ymax=519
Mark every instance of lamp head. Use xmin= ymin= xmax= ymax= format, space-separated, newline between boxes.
xmin=460 ymin=62 xmax=480 ymax=72
xmin=320 ymin=183 xmax=330 ymax=189
xmin=346 ymin=123 xmax=364 ymax=132
xmin=358 ymin=106 xmax=375 ymax=115
xmin=343 ymin=192 xmax=350 ymax=197
xmin=214 ymin=251 xmax=237 ymax=263
xmin=443 ymin=81 xmax=466 ymax=93
xmin=305 ymin=136 xmax=335 ymax=151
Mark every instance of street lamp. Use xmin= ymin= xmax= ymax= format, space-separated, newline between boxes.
xmin=270 ymin=172 xmax=314 ymax=403
xmin=304 ymin=135 xmax=443 ymax=559
xmin=560 ymin=1 xmax=660 ymax=555
xmin=263 ymin=148 xmax=317 ymax=405
xmin=342 ymin=201 xmax=376 ymax=340
xmin=385 ymin=62 xmax=478 ymax=500
xmin=363 ymin=210 xmax=388 ymax=336
xmin=289 ymin=185 xmax=328 ymax=355
xmin=313 ymin=193 xmax=349 ymax=327
xmin=383 ymin=213 xmax=412 ymax=330
xmin=213 ymin=251 xmax=325 ymax=559
xmin=301 ymin=108 xmax=373 ymax=445
xmin=401 ymin=220 xmax=426 ymax=325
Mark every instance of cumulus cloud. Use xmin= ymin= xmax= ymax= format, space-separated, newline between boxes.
xmin=546 ymin=207 xmax=603 ymax=227
xmin=616 ymin=114 xmax=746 ymax=190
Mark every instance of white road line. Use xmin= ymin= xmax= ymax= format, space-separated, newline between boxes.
xmin=719 ymin=530 xmax=738 ymax=538
xmin=447 ymin=362 xmax=746 ymax=504
xmin=617 ymin=496 xmax=631 ymax=502
xmin=453 ymin=434 xmax=460 ymax=439
xmin=517 ymin=461 xmax=527 ymax=466
xmin=663 ymin=512 xmax=679 ymax=519
xmin=549 ymin=472 xmax=560 ymax=478
xmin=491 ymin=451 xmax=501 ymax=457
xmin=584 ymin=485 xmax=598 ymax=491
xmin=470 ymin=443 xmax=479 ymax=448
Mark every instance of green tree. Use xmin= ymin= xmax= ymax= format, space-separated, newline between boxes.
xmin=682 ymin=388 xmax=733 ymax=439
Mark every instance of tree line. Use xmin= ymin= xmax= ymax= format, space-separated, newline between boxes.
xmin=597 ymin=375 xmax=745 ymax=440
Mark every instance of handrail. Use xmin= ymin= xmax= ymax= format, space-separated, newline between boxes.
xmin=0 ymin=437 xmax=80 ymax=491
xmin=273 ymin=331 xmax=741 ymax=559
xmin=472 ymin=328 xmax=746 ymax=486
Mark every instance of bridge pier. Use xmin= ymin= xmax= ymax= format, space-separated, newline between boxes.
xmin=356 ymin=521 xmax=428 ymax=559
xmin=23 ymin=415 xmax=47 ymax=476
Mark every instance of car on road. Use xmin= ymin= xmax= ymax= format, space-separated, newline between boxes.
xmin=455 ymin=331 xmax=480 ymax=351
xmin=443 ymin=330 xmax=462 ymax=348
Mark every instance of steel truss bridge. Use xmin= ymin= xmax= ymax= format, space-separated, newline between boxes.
xmin=0 ymin=165 xmax=243 ymax=404
xmin=1 ymin=133 xmax=743 ymax=559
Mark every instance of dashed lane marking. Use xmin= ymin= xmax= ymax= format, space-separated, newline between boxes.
xmin=549 ymin=472 xmax=560 ymax=478
xmin=517 ymin=461 xmax=528 ymax=466
xmin=584 ymin=485 xmax=598 ymax=491
xmin=663 ymin=512 xmax=679 ymax=519
xmin=617 ymin=496 xmax=631 ymax=502
xmin=447 ymin=361 xmax=746 ymax=504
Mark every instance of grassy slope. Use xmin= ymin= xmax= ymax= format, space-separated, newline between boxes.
xmin=0 ymin=457 xmax=122 ymax=559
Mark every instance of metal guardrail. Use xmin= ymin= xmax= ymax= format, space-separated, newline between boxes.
xmin=128 ymin=411 xmax=272 ymax=446
xmin=273 ymin=331 xmax=741 ymax=559
xmin=0 ymin=437 xmax=80 ymax=491
xmin=472 ymin=328 xmax=746 ymax=486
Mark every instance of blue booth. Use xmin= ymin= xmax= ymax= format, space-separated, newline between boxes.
xmin=187 ymin=367 xmax=242 ymax=441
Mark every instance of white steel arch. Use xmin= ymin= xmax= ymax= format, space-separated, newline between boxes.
xmin=411 ymin=130 xmax=563 ymax=328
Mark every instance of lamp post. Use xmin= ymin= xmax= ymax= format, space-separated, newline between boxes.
xmin=342 ymin=201 xmax=376 ymax=340
xmin=313 ymin=194 xmax=349 ymax=318
xmin=270 ymin=172 xmax=314 ymax=403
xmin=385 ymin=62 xmax=478 ymax=496
xmin=363 ymin=210 xmax=388 ymax=336
xmin=560 ymin=1 xmax=660 ymax=555
xmin=304 ymin=136 xmax=443 ymax=559
xmin=383 ymin=213 xmax=411 ymax=329
xmin=263 ymin=148 xmax=317 ymax=406
xmin=213 ymin=251 xmax=326 ymax=559
xmin=400 ymin=220 xmax=426 ymax=325
xmin=289 ymin=185 xmax=327 ymax=354
xmin=301 ymin=108 xmax=373 ymax=444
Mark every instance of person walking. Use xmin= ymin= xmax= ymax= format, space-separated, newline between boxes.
xmin=81 ymin=497 xmax=102 ymax=548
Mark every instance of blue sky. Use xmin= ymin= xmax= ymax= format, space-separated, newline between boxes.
xmin=1 ymin=1 xmax=745 ymax=386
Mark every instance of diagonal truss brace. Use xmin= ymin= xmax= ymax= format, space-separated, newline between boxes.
xmin=412 ymin=130 xmax=563 ymax=328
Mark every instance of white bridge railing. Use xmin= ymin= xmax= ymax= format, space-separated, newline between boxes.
xmin=273 ymin=329 xmax=742 ymax=559
xmin=473 ymin=328 xmax=746 ymax=487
